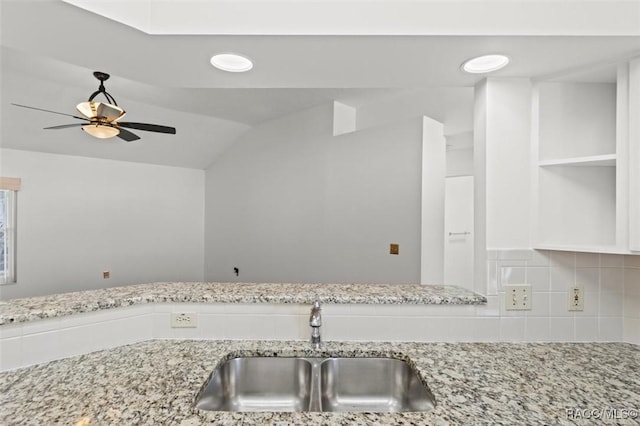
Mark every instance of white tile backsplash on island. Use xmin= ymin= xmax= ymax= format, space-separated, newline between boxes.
xmin=0 ymin=249 xmax=638 ymax=372
xmin=485 ymin=249 xmax=639 ymax=344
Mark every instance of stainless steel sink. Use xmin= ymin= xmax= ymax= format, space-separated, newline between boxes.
xmin=194 ymin=357 xmax=313 ymax=412
xmin=195 ymin=356 xmax=435 ymax=413
xmin=320 ymin=357 xmax=436 ymax=412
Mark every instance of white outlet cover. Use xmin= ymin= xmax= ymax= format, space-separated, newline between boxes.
xmin=171 ymin=312 xmax=198 ymax=328
xmin=568 ymin=286 xmax=584 ymax=311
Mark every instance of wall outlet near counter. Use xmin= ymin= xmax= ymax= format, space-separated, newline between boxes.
xmin=504 ymin=284 xmax=532 ymax=310
xmin=171 ymin=312 xmax=198 ymax=328
xmin=568 ymin=286 xmax=584 ymax=311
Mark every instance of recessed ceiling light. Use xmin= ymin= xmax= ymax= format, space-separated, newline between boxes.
xmin=210 ymin=53 xmax=253 ymax=73
xmin=461 ymin=54 xmax=510 ymax=74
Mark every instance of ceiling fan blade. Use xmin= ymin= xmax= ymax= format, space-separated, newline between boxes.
xmin=116 ymin=127 xmax=141 ymax=142
xmin=43 ymin=123 xmax=85 ymax=130
xmin=118 ymin=122 xmax=176 ymax=134
xmin=12 ymin=103 xmax=89 ymax=121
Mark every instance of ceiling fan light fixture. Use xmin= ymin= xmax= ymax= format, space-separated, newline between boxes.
xmin=82 ymin=123 xmax=120 ymax=139
xmin=13 ymin=71 xmax=175 ymax=142
xmin=76 ymin=101 xmax=125 ymax=121
xmin=210 ymin=53 xmax=253 ymax=72
xmin=461 ymin=54 xmax=510 ymax=74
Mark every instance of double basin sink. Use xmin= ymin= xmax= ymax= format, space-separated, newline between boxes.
xmin=195 ymin=356 xmax=436 ymax=413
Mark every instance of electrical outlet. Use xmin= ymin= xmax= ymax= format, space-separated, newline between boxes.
xmin=171 ymin=312 xmax=197 ymax=328
xmin=504 ymin=284 xmax=532 ymax=310
xmin=568 ymin=286 xmax=584 ymax=311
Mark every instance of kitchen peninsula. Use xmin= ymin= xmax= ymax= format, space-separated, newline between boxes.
xmin=0 ymin=283 xmax=638 ymax=425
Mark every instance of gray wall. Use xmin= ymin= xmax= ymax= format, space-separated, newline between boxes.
xmin=204 ymin=104 xmax=424 ymax=284
xmin=0 ymin=149 xmax=205 ymax=299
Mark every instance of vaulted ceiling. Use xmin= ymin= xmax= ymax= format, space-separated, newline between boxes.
xmin=1 ymin=0 xmax=639 ymax=168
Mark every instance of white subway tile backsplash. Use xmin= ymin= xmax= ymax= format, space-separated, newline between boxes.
xmin=624 ymin=296 xmax=640 ymax=319
xmin=575 ymin=268 xmax=599 ymax=293
xmin=476 ymin=295 xmax=500 ymax=316
xmin=525 ymin=317 xmax=550 ymax=341
xmin=550 ymin=266 xmax=575 ymax=291
xmin=21 ymin=331 xmax=61 ymax=366
xmin=500 ymin=317 xmax=525 ymax=341
xmin=0 ymin=337 xmax=22 ymax=371
xmin=435 ymin=317 xmax=468 ymax=341
xmin=528 ymin=250 xmax=551 ymax=267
xmin=576 ymin=252 xmax=600 ymax=268
xmin=487 ymin=261 xmax=498 ymax=295
xmin=549 ymin=293 xmax=573 ymax=317
xmin=57 ymin=324 xmax=97 ymax=358
xmin=151 ymin=313 xmax=173 ymax=339
xmin=499 ymin=265 xmax=526 ymax=289
xmin=429 ymin=317 xmax=464 ymax=342
xmin=624 ymin=255 xmax=640 ymax=268
xmin=549 ymin=317 xmax=574 ymax=341
xmin=0 ymin=323 xmax=22 ymax=340
xmin=197 ymin=314 xmax=228 ymax=339
xmin=599 ymin=292 xmax=623 ymax=317
xmin=470 ymin=318 xmax=501 ymax=342
xmin=498 ymin=249 xmax=533 ymax=261
xmin=527 ymin=293 xmax=550 ymax=317
xmin=575 ymin=317 xmax=599 ymax=342
xmin=1 ymin=248 xmax=636 ymax=372
xmin=575 ymin=291 xmax=599 ymax=317
xmin=599 ymin=317 xmax=623 ymax=342
xmin=526 ymin=267 xmax=551 ymax=292
xmin=624 ymin=269 xmax=640 ymax=295
xmin=624 ymin=318 xmax=640 ymax=344
xmin=21 ymin=317 xmax=61 ymax=335
xmin=222 ymin=314 xmax=277 ymax=340
xmin=601 ymin=254 xmax=625 ymax=267
xmin=550 ymin=251 xmax=576 ymax=267
xmin=600 ymin=268 xmax=624 ymax=293
xmin=272 ymin=315 xmax=307 ymax=341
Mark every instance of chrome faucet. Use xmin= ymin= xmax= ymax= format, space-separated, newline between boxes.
xmin=309 ymin=300 xmax=322 ymax=349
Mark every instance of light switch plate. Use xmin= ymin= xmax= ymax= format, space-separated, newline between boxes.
xmin=504 ymin=284 xmax=532 ymax=310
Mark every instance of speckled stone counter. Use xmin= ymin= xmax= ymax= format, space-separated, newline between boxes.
xmin=0 ymin=282 xmax=486 ymax=325
xmin=0 ymin=340 xmax=638 ymax=425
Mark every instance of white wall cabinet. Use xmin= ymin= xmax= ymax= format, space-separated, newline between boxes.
xmin=532 ymin=57 xmax=640 ymax=255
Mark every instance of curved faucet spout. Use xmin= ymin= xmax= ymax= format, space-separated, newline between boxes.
xmin=309 ymin=300 xmax=322 ymax=349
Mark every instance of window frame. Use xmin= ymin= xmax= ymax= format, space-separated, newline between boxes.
xmin=0 ymin=177 xmax=20 ymax=285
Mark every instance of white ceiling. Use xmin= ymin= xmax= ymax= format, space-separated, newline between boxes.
xmin=1 ymin=0 xmax=639 ymax=169
xmin=61 ymin=0 xmax=640 ymax=36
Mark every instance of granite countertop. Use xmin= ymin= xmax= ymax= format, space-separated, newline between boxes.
xmin=0 ymin=282 xmax=486 ymax=325
xmin=1 ymin=340 xmax=638 ymax=425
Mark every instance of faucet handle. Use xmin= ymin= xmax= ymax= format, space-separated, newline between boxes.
xmin=309 ymin=300 xmax=322 ymax=326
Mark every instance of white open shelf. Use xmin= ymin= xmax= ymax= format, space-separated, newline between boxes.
xmin=538 ymin=154 xmax=616 ymax=167
xmin=532 ymin=76 xmax=630 ymax=253
xmin=533 ymin=244 xmax=638 ymax=255
xmin=537 ymin=165 xmax=616 ymax=248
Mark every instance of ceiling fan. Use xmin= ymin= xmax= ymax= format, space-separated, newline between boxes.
xmin=12 ymin=71 xmax=176 ymax=142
